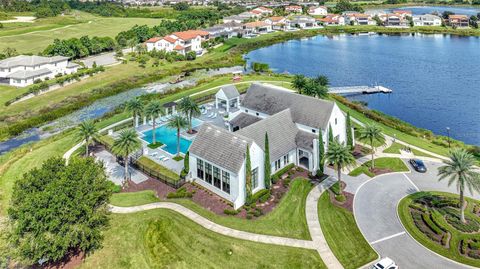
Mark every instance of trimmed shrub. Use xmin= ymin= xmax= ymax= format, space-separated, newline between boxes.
xmin=223 ymin=209 xmax=240 ymax=215
xmin=247 ymin=189 xmax=270 ymax=205
xmin=283 ymin=178 xmax=291 ymax=188
xmin=166 ymin=187 xmax=193 ymax=199
xmin=421 ymin=213 xmax=443 ymax=235
xmin=335 ymin=194 xmax=346 ymax=202
xmin=271 ymin=163 xmax=295 ymax=183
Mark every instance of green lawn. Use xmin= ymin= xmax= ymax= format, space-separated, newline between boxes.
xmin=354 ymin=127 xmax=386 ymax=148
xmin=318 ymin=192 xmax=378 ymax=269
xmin=383 ymin=142 xmax=436 ymax=158
xmin=110 ymin=190 xmax=159 ymax=207
xmin=349 ymin=157 xmax=409 ymax=177
xmin=136 ymin=156 xmax=181 ymax=180
xmin=0 ymin=11 xmax=164 ymax=53
xmin=79 ymin=209 xmax=326 ymax=269
xmin=398 ymin=192 xmax=480 ymax=268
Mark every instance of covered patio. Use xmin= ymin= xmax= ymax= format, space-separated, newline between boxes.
xmin=215 ymin=85 xmax=240 ymax=113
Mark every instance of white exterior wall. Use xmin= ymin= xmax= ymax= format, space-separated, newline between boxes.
xmin=327 ymin=103 xmax=347 ymax=146
xmin=239 ymin=106 xmax=270 ymax=119
xmin=271 ymin=149 xmax=296 ymax=173
xmin=1 ymin=59 xmax=74 ymax=87
xmin=309 ymin=7 xmax=327 ymax=15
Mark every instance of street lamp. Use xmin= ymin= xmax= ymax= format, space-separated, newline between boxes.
xmin=446 ymin=127 xmax=451 ymax=148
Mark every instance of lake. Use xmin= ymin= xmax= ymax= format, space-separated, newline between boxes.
xmin=245 ymin=34 xmax=480 ymax=145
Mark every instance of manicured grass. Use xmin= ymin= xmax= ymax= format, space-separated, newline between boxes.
xmin=348 ymin=157 xmax=409 ymax=177
xmin=136 ymin=156 xmax=180 ymax=180
xmin=79 ymin=209 xmax=326 ymax=269
xmin=110 ymin=190 xmax=159 ymax=207
xmin=172 ymin=155 xmax=183 ymax=161
xmin=0 ymin=11 xmax=163 ymax=53
xmin=398 ymin=192 xmax=480 ymax=268
xmin=354 ymin=128 xmax=386 ymax=148
xmin=147 ymin=142 xmax=163 ymax=149
xmin=383 ymin=142 xmax=436 ymax=158
xmin=173 ymin=178 xmax=313 ymax=240
xmin=318 ymin=192 xmax=378 ymax=269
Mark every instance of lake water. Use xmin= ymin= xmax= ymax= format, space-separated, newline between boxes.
xmin=368 ymin=5 xmax=480 ymax=16
xmin=245 ymin=34 xmax=480 ymax=145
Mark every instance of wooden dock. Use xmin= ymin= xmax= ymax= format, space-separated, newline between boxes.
xmin=329 ymin=85 xmax=392 ymax=95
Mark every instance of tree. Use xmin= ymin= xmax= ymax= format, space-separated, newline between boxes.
xmin=328 ymin=124 xmax=334 ymax=143
xmin=166 ymin=115 xmax=189 ymax=157
xmin=111 ymin=129 xmax=141 ymax=187
xmin=173 ymin=2 xmax=189 ymax=11
xmin=346 ymin=112 xmax=353 ymax=149
xmin=8 ymin=157 xmax=112 ymax=265
xmin=77 ymin=120 xmax=98 ymax=156
xmin=292 ymin=74 xmax=307 ymax=94
xmin=125 ymin=98 xmax=144 ymax=128
xmin=182 ymin=151 xmax=190 ymax=177
xmin=264 ymin=132 xmax=271 ymax=189
xmin=317 ymin=129 xmax=325 ymax=176
xmin=325 ymin=140 xmax=356 ymax=195
xmin=438 ymin=148 xmax=480 ymax=223
xmin=245 ymin=145 xmax=252 ymax=203
xmin=3 ymin=47 xmax=17 ymax=58
xmin=314 ymin=75 xmax=329 ymax=87
xmin=178 ymin=96 xmax=200 ymax=133
xmin=358 ymin=123 xmax=384 ymax=169
xmin=144 ymin=101 xmax=164 ymax=144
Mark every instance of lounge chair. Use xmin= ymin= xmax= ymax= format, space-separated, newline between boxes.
xmin=163 ymin=157 xmax=170 ymax=162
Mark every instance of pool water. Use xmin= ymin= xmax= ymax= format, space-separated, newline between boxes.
xmin=142 ymin=118 xmax=202 ymax=155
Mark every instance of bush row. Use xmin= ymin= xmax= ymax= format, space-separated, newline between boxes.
xmin=166 ymin=187 xmax=194 ymax=199
xmin=246 ymin=189 xmax=271 ymax=206
xmin=271 ymin=163 xmax=295 ymax=183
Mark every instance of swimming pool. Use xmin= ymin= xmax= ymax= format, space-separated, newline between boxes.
xmin=142 ymin=118 xmax=202 ymax=155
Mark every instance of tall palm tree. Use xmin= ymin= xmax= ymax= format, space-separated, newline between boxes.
xmin=325 ymin=140 xmax=356 ymax=195
xmin=438 ymin=148 xmax=480 ymax=223
xmin=166 ymin=115 xmax=189 ymax=157
xmin=144 ymin=101 xmax=164 ymax=145
xmin=111 ymin=129 xmax=142 ymax=187
xmin=178 ymin=97 xmax=201 ymax=133
xmin=77 ymin=120 xmax=98 ymax=156
xmin=358 ymin=123 xmax=384 ymax=169
xmin=125 ymin=98 xmax=144 ymax=128
xmin=292 ymin=74 xmax=307 ymax=94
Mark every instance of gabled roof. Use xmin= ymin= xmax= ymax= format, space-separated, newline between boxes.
xmin=237 ymin=109 xmax=299 ymax=161
xmin=241 ymin=83 xmax=335 ymax=130
xmin=7 ymin=68 xmax=52 ymax=79
xmin=174 ymin=44 xmax=185 ymax=51
xmin=230 ymin=113 xmax=262 ymax=129
xmin=244 ymin=21 xmax=270 ymax=28
xmin=172 ymin=30 xmax=208 ymax=41
xmin=266 ymin=16 xmax=286 ymax=23
xmin=0 ymin=55 xmax=68 ymax=68
xmin=218 ymin=85 xmax=240 ymax=99
xmin=146 ymin=37 xmax=162 ymax=43
xmin=189 ymin=123 xmax=252 ymax=173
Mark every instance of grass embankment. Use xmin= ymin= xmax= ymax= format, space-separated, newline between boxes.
xmin=398 ymin=192 xmax=480 ymax=268
xmin=136 ymin=156 xmax=180 ymax=180
xmin=0 ymin=11 xmax=164 ymax=53
xmin=318 ymin=192 xmax=378 ymax=269
xmin=109 ymin=190 xmax=159 ymax=207
xmin=384 ymin=142 xmax=435 ymax=158
xmin=78 ymin=210 xmax=326 ymax=269
xmin=349 ymin=157 xmax=410 ymax=177
xmin=111 ymin=178 xmax=313 ymax=239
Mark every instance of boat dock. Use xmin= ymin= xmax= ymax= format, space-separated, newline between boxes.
xmin=329 ymin=85 xmax=392 ymax=95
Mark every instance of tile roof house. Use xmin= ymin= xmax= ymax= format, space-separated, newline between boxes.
xmin=243 ymin=21 xmax=273 ymax=34
xmin=317 ymin=14 xmax=346 ymax=26
xmin=145 ymin=30 xmax=209 ymax=55
xmin=344 ymin=13 xmax=376 ymax=26
xmin=413 ymin=14 xmax=442 ymax=26
xmin=264 ymin=16 xmax=291 ymax=30
xmin=447 ymin=14 xmax=469 ymax=28
xmin=188 ymin=83 xmax=351 ymax=209
xmin=0 ymin=55 xmax=79 ymax=87
xmin=308 ymin=6 xmax=328 ymax=16
xmin=290 ymin=15 xmax=319 ymax=29
xmin=252 ymin=6 xmax=274 ymax=16
xmin=285 ymin=5 xmax=303 ymax=13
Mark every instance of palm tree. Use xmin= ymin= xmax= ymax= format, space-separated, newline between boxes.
xmin=111 ymin=129 xmax=142 ymax=187
xmin=314 ymin=75 xmax=329 ymax=87
xmin=77 ymin=120 xmax=98 ymax=156
xmin=358 ymin=123 xmax=384 ymax=169
xmin=166 ymin=115 xmax=189 ymax=157
xmin=178 ymin=97 xmax=201 ymax=133
xmin=292 ymin=74 xmax=307 ymax=94
xmin=325 ymin=140 xmax=356 ymax=195
xmin=125 ymin=98 xmax=144 ymax=128
xmin=438 ymin=148 xmax=480 ymax=223
xmin=144 ymin=101 xmax=164 ymax=145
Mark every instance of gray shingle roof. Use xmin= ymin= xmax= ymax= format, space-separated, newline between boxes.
xmin=218 ymin=85 xmax=240 ymax=99
xmin=189 ymin=123 xmax=252 ymax=173
xmin=0 ymin=55 xmax=68 ymax=68
xmin=230 ymin=112 xmax=262 ymax=129
xmin=241 ymin=83 xmax=335 ymax=130
xmin=237 ymin=109 xmax=299 ymax=161
xmin=7 ymin=68 xmax=52 ymax=80
xmin=296 ymin=131 xmax=317 ymax=150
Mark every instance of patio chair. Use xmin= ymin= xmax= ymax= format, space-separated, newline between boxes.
xmin=158 ymin=155 xmax=166 ymax=160
xmin=163 ymin=157 xmax=170 ymax=162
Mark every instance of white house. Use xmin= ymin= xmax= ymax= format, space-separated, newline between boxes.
xmin=308 ymin=6 xmax=328 ymax=16
xmin=317 ymin=14 xmax=346 ymax=26
xmin=285 ymin=5 xmax=303 ymax=14
xmin=252 ymin=6 xmax=274 ymax=16
xmin=0 ymin=55 xmax=79 ymax=87
xmin=345 ymin=13 xmax=376 ymax=25
xmin=145 ymin=30 xmax=209 ymax=55
xmin=243 ymin=21 xmax=273 ymax=34
xmin=413 ymin=14 xmax=442 ymax=26
xmin=264 ymin=16 xmax=291 ymax=30
xmin=291 ymin=15 xmax=318 ymax=29
xmin=189 ymin=83 xmax=350 ymax=209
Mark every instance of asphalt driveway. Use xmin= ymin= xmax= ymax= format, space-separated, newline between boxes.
xmin=353 ymin=159 xmax=479 ymax=269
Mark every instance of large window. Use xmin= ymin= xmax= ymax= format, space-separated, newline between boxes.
xmin=205 ymin=163 xmax=212 ymax=184
xmin=197 ymin=159 xmax=204 ymax=180
xmin=213 ymin=166 xmax=221 ymax=189
xmin=252 ymin=168 xmax=258 ymax=189
xmin=283 ymin=153 xmax=289 ymax=166
xmin=222 ymin=171 xmax=230 ymax=194
xmin=275 ymin=159 xmax=281 ymax=171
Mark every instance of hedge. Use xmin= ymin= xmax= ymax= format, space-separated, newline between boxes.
xmin=271 ymin=163 xmax=295 ymax=183
xmin=247 ymin=189 xmax=271 ymax=205
xmin=136 ymin=156 xmax=180 ymax=183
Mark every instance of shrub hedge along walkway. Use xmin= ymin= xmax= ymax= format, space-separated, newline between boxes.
xmin=399 ymin=192 xmax=480 ymax=267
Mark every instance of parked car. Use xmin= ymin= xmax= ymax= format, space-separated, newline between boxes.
xmin=372 ymin=257 xmax=398 ymax=269
xmin=409 ymin=158 xmax=427 ymax=173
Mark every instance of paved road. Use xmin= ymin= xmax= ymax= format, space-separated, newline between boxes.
xmin=354 ymin=160 xmax=480 ymax=269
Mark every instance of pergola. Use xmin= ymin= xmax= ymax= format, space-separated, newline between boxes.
xmin=163 ymin=101 xmax=177 ymax=115
xmin=215 ymin=85 xmax=240 ymax=113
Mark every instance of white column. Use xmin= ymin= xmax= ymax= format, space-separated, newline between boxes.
xmin=143 ymin=116 xmax=147 ymax=125
xmin=215 ymin=97 xmax=219 ymax=109
xmin=226 ymin=99 xmax=230 ymax=112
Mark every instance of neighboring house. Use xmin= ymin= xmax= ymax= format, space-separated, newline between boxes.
xmin=264 ymin=16 xmax=291 ymax=30
xmin=381 ymin=14 xmax=409 ymax=27
xmin=317 ymin=14 xmax=345 ymax=26
xmin=413 ymin=14 xmax=442 ymax=26
xmin=189 ymin=83 xmax=350 ymax=209
xmin=448 ymin=15 xmax=469 ymax=28
xmin=145 ymin=30 xmax=209 ymax=55
xmin=392 ymin=10 xmax=413 ymax=18
xmin=243 ymin=21 xmax=273 ymax=34
xmin=204 ymin=22 xmax=243 ymax=39
xmin=285 ymin=5 xmax=303 ymax=13
xmin=223 ymin=15 xmax=248 ymax=24
xmin=344 ymin=13 xmax=376 ymax=25
xmin=308 ymin=6 xmax=328 ymax=16
xmin=252 ymin=6 xmax=274 ymax=16
xmin=0 ymin=55 xmax=79 ymax=87
xmin=291 ymin=15 xmax=318 ymax=29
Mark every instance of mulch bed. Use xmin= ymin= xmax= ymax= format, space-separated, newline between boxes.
xmin=352 ymin=144 xmax=371 ymax=159
xmin=370 ymin=168 xmax=393 ymax=176
xmin=33 ymin=252 xmax=85 ymax=269
xmin=123 ymin=178 xmax=176 ymax=199
xmin=328 ymin=181 xmax=354 ymax=212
